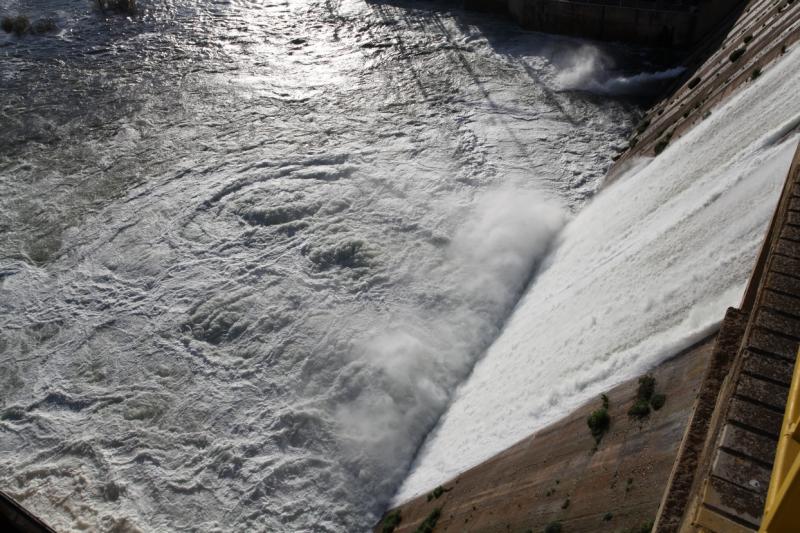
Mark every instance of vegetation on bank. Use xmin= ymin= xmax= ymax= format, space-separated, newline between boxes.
xmin=380 ymin=510 xmax=402 ymax=533
xmin=628 ymin=374 xmax=667 ymax=419
xmin=1 ymin=0 xmax=136 ymax=38
xmin=426 ymin=485 xmax=450 ymax=501
xmin=414 ymin=508 xmax=441 ymax=533
xmin=587 ymin=393 xmax=611 ymax=448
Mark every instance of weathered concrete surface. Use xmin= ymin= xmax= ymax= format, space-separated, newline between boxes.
xmin=609 ymin=0 xmax=800 ymax=179
xmin=666 ymin=142 xmax=800 ymax=532
xmin=652 ymin=308 xmax=749 ymax=533
xmin=508 ymin=0 xmax=739 ymax=48
xmin=376 ymin=336 xmax=715 ymax=533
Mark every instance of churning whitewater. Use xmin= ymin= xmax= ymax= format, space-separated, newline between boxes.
xmin=0 ymin=0 xmax=649 ymax=531
xmin=399 ymin=46 xmax=800 ymax=501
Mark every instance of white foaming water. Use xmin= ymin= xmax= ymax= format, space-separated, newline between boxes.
xmin=397 ymin=46 xmax=800 ymax=501
xmin=553 ymin=44 xmax=685 ymax=94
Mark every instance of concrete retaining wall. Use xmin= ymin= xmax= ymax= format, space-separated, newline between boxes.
xmin=503 ymin=0 xmax=738 ymax=47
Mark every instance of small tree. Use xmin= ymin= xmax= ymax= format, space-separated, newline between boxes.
xmin=651 ymin=393 xmax=666 ymax=410
xmin=588 ymin=407 xmax=610 ymax=443
xmin=381 ymin=510 xmax=401 ymax=533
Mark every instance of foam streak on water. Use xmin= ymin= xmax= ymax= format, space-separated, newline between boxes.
xmin=398 ymin=46 xmax=800 ymax=501
xmin=0 ymin=0 xmax=642 ymax=530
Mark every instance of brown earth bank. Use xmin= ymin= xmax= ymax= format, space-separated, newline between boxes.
xmin=377 ymin=335 xmax=717 ymax=533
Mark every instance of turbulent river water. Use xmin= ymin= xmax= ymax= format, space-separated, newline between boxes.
xmin=0 ymin=1 xmax=654 ymax=530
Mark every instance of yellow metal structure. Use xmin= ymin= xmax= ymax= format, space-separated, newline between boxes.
xmin=760 ymin=348 xmax=800 ymax=532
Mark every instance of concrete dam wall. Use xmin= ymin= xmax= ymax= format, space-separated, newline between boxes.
xmin=466 ymin=0 xmax=743 ymax=47
xmin=378 ymin=0 xmax=800 ymax=531
xmin=508 ymin=0 xmax=738 ymax=47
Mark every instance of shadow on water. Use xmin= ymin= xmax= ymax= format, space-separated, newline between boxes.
xmin=356 ymin=0 xmax=668 ymax=167
xmin=362 ymin=0 xmax=745 ymax=109
xmin=351 ymin=0 xmax=593 ymax=164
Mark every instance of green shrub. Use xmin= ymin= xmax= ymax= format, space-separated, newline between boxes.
xmin=743 ymin=34 xmax=753 ymax=44
xmin=637 ymin=375 xmax=656 ymax=402
xmin=414 ymin=508 xmax=441 ymax=533
xmin=628 ymin=399 xmax=651 ymax=419
xmin=603 ymin=512 xmax=613 ymax=521
xmin=426 ymin=485 xmax=448 ymax=501
xmin=544 ymin=521 xmax=562 ymax=533
xmin=750 ymin=67 xmax=762 ymax=80
xmin=561 ymin=498 xmax=570 ymax=509
xmin=781 ymin=44 xmax=788 ymax=55
xmin=601 ymin=394 xmax=609 ymax=410
xmin=587 ymin=407 xmax=610 ymax=444
xmin=381 ymin=510 xmax=402 ymax=533
xmin=687 ymin=76 xmax=701 ymax=89
xmin=654 ymin=139 xmax=669 ymax=155
xmin=651 ymin=393 xmax=666 ymax=410
xmin=729 ymin=48 xmax=746 ymax=62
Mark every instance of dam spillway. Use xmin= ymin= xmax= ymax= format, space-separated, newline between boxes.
xmin=1 ymin=0 xmax=800 ymax=532
xmin=396 ymin=43 xmax=800 ymax=506
xmin=382 ymin=0 xmax=800 ymax=529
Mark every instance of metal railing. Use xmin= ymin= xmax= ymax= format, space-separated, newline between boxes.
xmin=760 ymin=347 xmax=800 ymax=532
